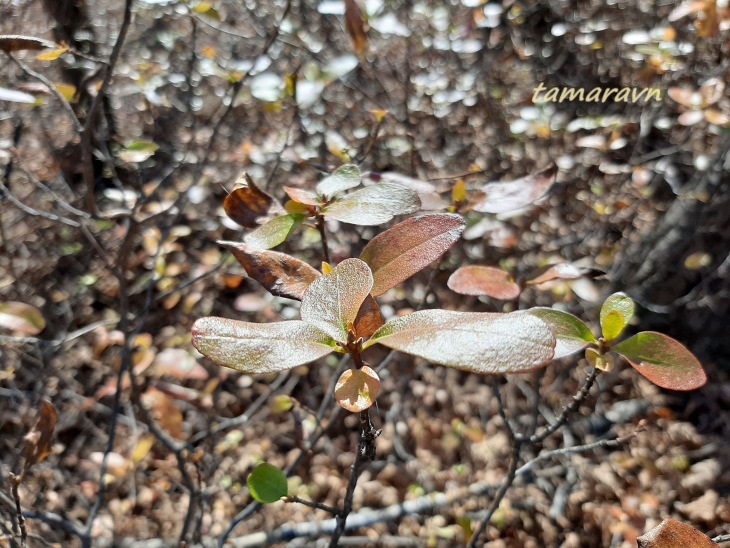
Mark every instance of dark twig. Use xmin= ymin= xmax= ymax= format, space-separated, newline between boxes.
xmin=82 ymin=0 xmax=134 ymax=217
xmin=8 ymin=474 xmax=26 ymax=548
xmin=316 ymin=214 xmax=331 ymax=264
xmin=286 ymin=496 xmax=340 ymax=515
xmin=528 ymin=367 xmax=599 ymax=444
xmin=329 ymin=410 xmax=379 ymax=547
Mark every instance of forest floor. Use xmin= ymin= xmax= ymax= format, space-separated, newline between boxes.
xmin=1 ymin=0 xmax=729 ymax=546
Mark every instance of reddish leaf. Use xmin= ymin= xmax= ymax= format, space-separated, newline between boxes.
xmin=472 ymin=163 xmax=557 ymax=214
xmin=316 ymin=164 xmax=362 ymax=198
xmin=335 ymin=366 xmax=381 ymax=412
xmin=353 ymin=294 xmax=384 ymax=339
xmin=219 ymin=241 xmax=321 ymax=300
xmin=300 ymin=259 xmax=374 ymax=343
xmin=192 ymin=318 xmax=336 ymax=374
xmin=344 ymin=0 xmax=368 ymax=55
xmin=284 ymin=186 xmax=322 ymax=206
xmin=612 ymin=332 xmax=707 ymax=390
xmin=243 ymin=213 xmax=306 ymax=250
xmin=447 ymin=265 xmax=521 ymax=300
xmin=527 ymin=263 xmax=604 ymax=286
xmin=0 ymin=35 xmax=56 ymax=52
xmin=365 ymin=310 xmax=555 ymax=374
xmin=323 ymin=183 xmax=420 ymax=225
xmin=360 ymin=213 xmax=465 ymax=296
xmin=223 ymin=172 xmax=284 ymax=228
xmin=637 ymin=518 xmax=716 ymax=548
xmin=0 ymin=301 xmax=46 ymax=335
xmin=23 ymin=400 xmax=58 ymax=468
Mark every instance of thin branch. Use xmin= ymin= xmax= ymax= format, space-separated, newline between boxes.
xmin=4 ymin=53 xmax=82 ymax=133
xmin=316 ymin=214 xmax=331 ymax=265
xmin=82 ymin=0 xmax=134 ymax=217
xmin=286 ymin=496 xmax=339 ymax=515
xmin=528 ymin=367 xmax=599 ymax=444
xmin=9 ymin=475 xmax=26 ymax=548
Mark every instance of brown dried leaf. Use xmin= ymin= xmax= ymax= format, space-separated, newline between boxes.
xmin=360 ymin=213 xmax=465 ymax=296
xmin=472 ymin=163 xmax=558 ymax=214
xmin=223 ymin=172 xmax=284 ymax=228
xmin=637 ymin=518 xmax=716 ymax=548
xmin=0 ymin=35 xmax=56 ymax=52
xmin=219 ymin=241 xmax=321 ymax=300
xmin=447 ymin=265 xmax=521 ymax=300
xmin=23 ymin=400 xmax=58 ymax=468
xmin=335 ymin=366 xmax=381 ymax=412
xmin=345 ymin=0 xmax=368 ymax=55
xmin=353 ymin=294 xmax=384 ymax=339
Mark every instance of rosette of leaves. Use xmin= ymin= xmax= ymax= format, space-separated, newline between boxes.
xmin=193 ymin=232 xmax=559 ymax=412
xmin=224 ymin=164 xmax=421 ymax=250
xmin=524 ymin=293 xmax=707 ymax=391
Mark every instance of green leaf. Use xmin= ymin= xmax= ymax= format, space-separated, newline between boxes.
xmin=447 ymin=265 xmax=521 ymax=300
xmin=360 ymin=213 xmax=465 ymax=296
xmin=335 ymin=366 xmax=381 ymax=412
xmin=472 ymin=163 xmax=557 ymax=214
xmin=365 ymin=310 xmax=556 ymax=374
xmin=525 ymin=308 xmax=596 ymax=359
xmin=244 ymin=213 xmax=306 ymax=250
xmin=316 ymin=164 xmax=361 ymax=198
xmin=218 ymin=241 xmax=321 ymax=301
xmin=300 ymin=258 xmax=373 ymax=343
xmin=322 ymin=183 xmax=420 ymax=225
xmin=270 ymin=395 xmax=294 ymax=413
xmin=612 ymin=332 xmax=707 ymax=390
xmin=600 ymin=292 xmax=635 ymax=341
xmin=0 ymin=301 xmax=46 ymax=335
xmin=248 ymin=463 xmax=288 ymax=503
xmin=191 ymin=318 xmax=336 ymax=374
xmin=193 ymin=2 xmax=221 ymax=21
xmin=119 ymin=140 xmax=159 ymax=163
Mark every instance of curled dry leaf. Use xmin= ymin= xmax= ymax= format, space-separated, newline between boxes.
xmin=447 ymin=265 xmax=521 ymax=300
xmin=219 ymin=241 xmax=321 ymax=300
xmin=322 ymin=183 xmax=421 ymax=225
xmin=612 ymin=332 xmax=707 ymax=391
xmin=335 ymin=366 xmax=381 ymax=412
xmin=300 ymin=258 xmax=374 ymax=342
xmin=192 ymin=318 xmax=336 ymax=374
xmin=472 ymin=163 xmax=558 ymax=214
xmin=0 ymin=35 xmax=56 ymax=52
xmin=23 ymin=400 xmax=58 ymax=468
xmin=526 ymin=263 xmax=604 ymax=286
xmin=0 ymin=301 xmax=46 ymax=335
xmin=365 ymin=309 xmax=556 ymax=374
xmin=637 ymin=518 xmax=717 ymax=548
xmin=344 ymin=0 xmax=368 ymax=55
xmin=360 ymin=213 xmax=465 ymax=296
xmin=223 ymin=172 xmax=284 ymax=228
